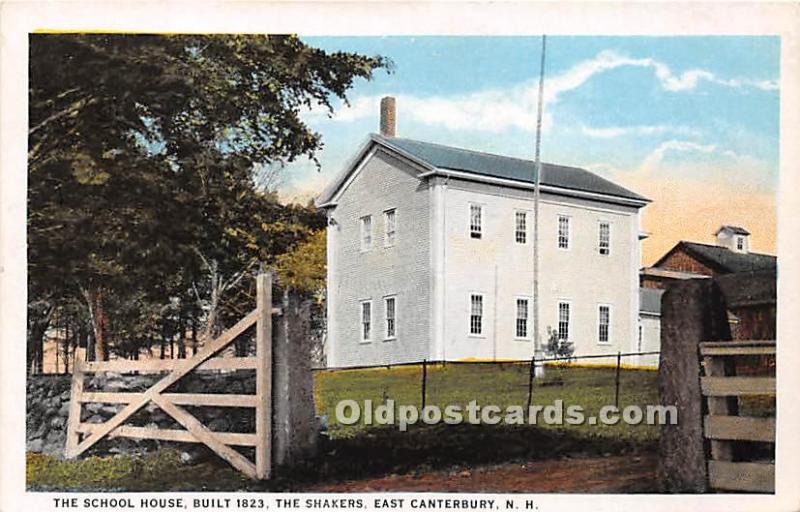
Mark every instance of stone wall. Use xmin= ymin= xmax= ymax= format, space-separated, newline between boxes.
xmin=27 ymin=290 xmax=320 ymax=470
xmin=27 ymin=375 xmax=72 ymax=456
xmin=27 ymin=371 xmax=260 ymax=460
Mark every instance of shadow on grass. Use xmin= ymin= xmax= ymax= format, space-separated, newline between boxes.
xmin=281 ymin=422 xmax=656 ymax=489
xmin=29 ymin=422 xmax=658 ymax=492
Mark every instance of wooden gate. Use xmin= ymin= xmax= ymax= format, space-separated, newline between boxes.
xmin=65 ymin=273 xmax=276 ymax=480
xmin=699 ymin=339 xmax=776 ymax=493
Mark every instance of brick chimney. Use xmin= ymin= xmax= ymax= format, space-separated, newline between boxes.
xmin=379 ymin=96 xmax=396 ymax=137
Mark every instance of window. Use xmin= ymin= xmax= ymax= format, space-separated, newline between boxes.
xmin=384 ymin=296 xmax=396 ymax=339
xmin=558 ymin=215 xmax=570 ymax=249
xmin=360 ymin=300 xmax=372 ymax=342
xmin=736 ymin=236 xmax=744 ymax=251
xmin=384 ymin=209 xmax=396 ymax=247
xmin=557 ymin=302 xmax=570 ymax=341
xmin=599 ymin=222 xmax=610 ymax=255
xmin=515 ymin=298 xmax=530 ymax=338
xmin=470 ymin=204 xmax=482 ymax=239
xmin=598 ymin=305 xmax=611 ymax=343
xmin=360 ymin=215 xmax=372 ymax=251
xmin=469 ymin=294 xmax=484 ymax=335
xmin=515 ymin=211 xmax=527 ymax=244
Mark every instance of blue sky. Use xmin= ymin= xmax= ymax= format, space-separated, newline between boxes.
xmin=280 ymin=36 xmax=780 ymax=262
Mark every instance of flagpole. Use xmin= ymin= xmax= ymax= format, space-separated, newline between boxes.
xmin=533 ymin=35 xmax=547 ymax=373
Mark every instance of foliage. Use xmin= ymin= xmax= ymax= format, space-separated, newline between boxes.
xmin=26 ymin=449 xmax=250 ymax=491
xmin=275 ymin=230 xmax=327 ymax=294
xmin=27 ymin=34 xmax=386 ymax=364
xmin=544 ymin=326 xmax=575 ymax=360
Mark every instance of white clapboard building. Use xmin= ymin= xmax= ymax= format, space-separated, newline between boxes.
xmin=317 ymin=98 xmax=650 ymax=368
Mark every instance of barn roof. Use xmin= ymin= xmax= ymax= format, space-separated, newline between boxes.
xmin=654 ymin=241 xmax=777 ymax=274
xmin=715 ymin=270 xmax=777 ymax=308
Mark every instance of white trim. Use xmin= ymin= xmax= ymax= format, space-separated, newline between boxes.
xmin=556 ymin=300 xmax=572 ymax=343
xmin=557 ymin=214 xmax=571 ymax=251
xmin=383 ymin=295 xmax=397 ymax=341
xmin=383 ymin=207 xmax=397 ymax=248
xmin=430 ymin=178 xmax=447 ymax=361
xmin=639 ymin=311 xmax=661 ymax=319
xmin=417 ymin=168 xmax=650 ymax=208
xmin=318 ymin=136 xmax=434 ymax=208
xmin=321 ymin=139 xmax=649 ymax=209
xmin=318 ymin=145 xmax=377 ymax=208
xmin=468 ymin=202 xmax=484 ymax=240
xmin=359 ymin=214 xmax=373 ymax=252
xmin=359 ymin=299 xmax=373 ymax=344
xmin=514 ymin=209 xmax=528 ymax=245
xmin=514 ymin=295 xmax=533 ymax=341
xmin=325 ymin=212 xmax=337 ymax=366
xmin=468 ymin=292 xmax=486 ymax=338
xmin=597 ymin=303 xmax=613 ymax=345
xmin=598 ymin=220 xmax=612 ymax=256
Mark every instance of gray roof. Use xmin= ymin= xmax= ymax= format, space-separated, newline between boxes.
xmin=664 ymin=242 xmax=777 ymax=274
xmin=715 ymin=270 xmax=776 ymax=308
xmin=716 ymin=225 xmax=750 ymax=236
xmin=640 ymin=288 xmax=665 ymax=315
xmin=378 ymin=135 xmax=649 ymax=202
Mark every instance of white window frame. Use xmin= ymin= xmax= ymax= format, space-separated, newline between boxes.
xmin=514 ymin=296 xmax=532 ymax=340
xmin=736 ymin=235 xmax=744 ymax=251
xmin=384 ymin=295 xmax=397 ymax=340
xmin=469 ymin=203 xmax=483 ymax=239
xmin=360 ymin=215 xmax=373 ymax=252
xmin=384 ymin=208 xmax=397 ymax=248
xmin=598 ymin=221 xmax=611 ymax=256
xmin=557 ymin=215 xmax=571 ymax=250
xmin=359 ymin=299 xmax=373 ymax=343
xmin=468 ymin=293 xmax=485 ymax=337
xmin=514 ymin=210 xmax=527 ymax=244
xmin=597 ymin=304 xmax=612 ymax=344
xmin=557 ymin=300 xmax=571 ymax=342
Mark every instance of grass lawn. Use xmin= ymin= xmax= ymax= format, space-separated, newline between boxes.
xmin=314 ymin=363 xmax=661 ymax=443
xmin=28 ymin=364 xmax=661 ymax=491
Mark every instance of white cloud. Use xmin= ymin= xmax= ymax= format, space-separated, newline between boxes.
xmin=581 ymin=124 xmax=701 ymax=139
xmin=307 ymin=49 xmax=777 ymax=133
xmin=640 ymin=139 xmax=751 ymax=171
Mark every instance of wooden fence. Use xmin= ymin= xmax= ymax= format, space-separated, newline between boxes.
xmin=699 ymin=339 xmax=776 ymax=493
xmin=65 ymin=273 xmax=277 ymax=480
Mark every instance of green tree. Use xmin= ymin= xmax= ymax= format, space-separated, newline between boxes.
xmin=28 ymin=34 xmax=387 ymax=366
xmin=275 ymin=229 xmax=327 ymax=294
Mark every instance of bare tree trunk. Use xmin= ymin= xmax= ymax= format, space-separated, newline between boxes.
xmin=63 ymin=321 xmax=70 ymax=374
xmin=160 ymin=322 xmax=167 ymax=359
xmin=191 ymin=316 xmax=198 ymax=356
xmin=27 ymin=303 xmax=53 ymax=375
xmin=86 ymin=288 xmax=108 ymax=361
xmin=177 ymin=315 xmax=186 ymax=359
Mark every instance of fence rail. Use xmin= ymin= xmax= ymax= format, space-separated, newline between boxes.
xmin=65 ymin=273 xmax=277 ymax=481
xmin=699 ymin=339 xmax=776 ymax=493
xmin=313 ymin=351 xmax=661 ymax=373
xmin=315 ymin=350 xmax=660 ymax=420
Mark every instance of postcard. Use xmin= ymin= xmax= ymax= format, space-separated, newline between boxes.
xmin=1 ymin=2 xmax=799 ymax=512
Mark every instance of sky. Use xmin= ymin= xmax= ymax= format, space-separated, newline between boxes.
xmin=278 ymin=36 xmax=780 ymax=265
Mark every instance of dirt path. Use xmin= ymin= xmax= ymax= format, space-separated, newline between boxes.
xmin=306 ymin=454 xmax=658 ymax=493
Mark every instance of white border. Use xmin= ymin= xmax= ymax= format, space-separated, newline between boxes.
xmin=1 ymin=2 xmax=799 ymax=511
